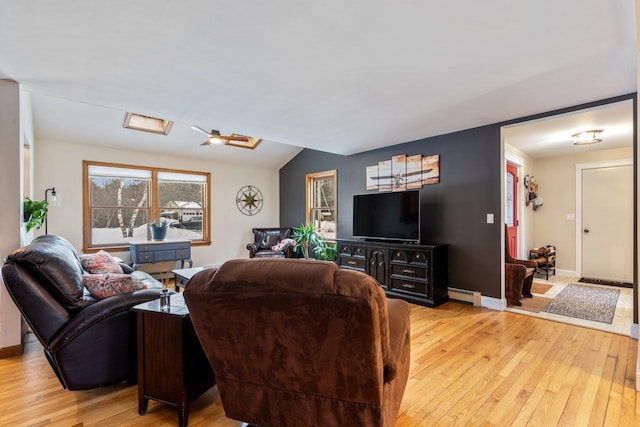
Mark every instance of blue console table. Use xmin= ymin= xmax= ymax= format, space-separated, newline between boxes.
xmin=130 ymin=240 xmax=193 ymax=271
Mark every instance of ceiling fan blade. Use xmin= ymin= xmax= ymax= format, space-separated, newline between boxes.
xmin=191 ymin=125 xmax=211 ymax=136
xmin=200 ymin=139 xmax=213 ymax=146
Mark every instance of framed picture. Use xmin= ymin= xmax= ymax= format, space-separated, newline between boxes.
xmin=378 ymin=160 xmax=392 ymax=192
xmin=406 ymin=154 xmax=423 ymax=189
xmin=421 ymin=155 xmax=440 ymax=185
xmin=391 ymin=154 xmax=407 ymax=192
xmin=366 ymin=165 xmax=379 ymax=190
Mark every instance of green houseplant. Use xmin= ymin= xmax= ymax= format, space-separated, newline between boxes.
xmin=292 ymin=223 xmax=324 ymax=259
xmin=313 ymin=241 xmax=337 ymax=261
xmin=23 ymin=197 xmax=49 ymax=232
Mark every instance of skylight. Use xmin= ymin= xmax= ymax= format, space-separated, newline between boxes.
xmin=123 ymin=112 xmax=173 ymax=135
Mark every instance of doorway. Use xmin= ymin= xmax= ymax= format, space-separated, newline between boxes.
xmin=501 ymin=97 xmax=636 ymax=336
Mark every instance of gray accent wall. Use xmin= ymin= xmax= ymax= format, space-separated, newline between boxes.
xmin=280 ymin=124 xmax=503 ymax=298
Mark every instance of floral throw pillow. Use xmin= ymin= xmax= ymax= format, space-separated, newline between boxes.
xmin=82 ymin=273 xmax=147 ymax=300
xmin=271 ymin=238 xmax=296 ymax=251
xmin=80 ymin=250 xmax=123 ymax=274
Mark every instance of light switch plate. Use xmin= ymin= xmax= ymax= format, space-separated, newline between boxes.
xmin=487 ymin=213 xmax=494 ymax=224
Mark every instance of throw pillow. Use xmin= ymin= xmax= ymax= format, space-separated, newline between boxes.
xmin=271 ymin=238 xmax=296 ymax=251
xmin=82 ymin=273 xmax=147 ymax=300
xmin=80 ymin=250 xmax=124 ymax=274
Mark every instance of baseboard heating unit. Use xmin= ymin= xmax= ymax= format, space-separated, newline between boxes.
xmin=448 ymin=287 xmax=481 ymax=306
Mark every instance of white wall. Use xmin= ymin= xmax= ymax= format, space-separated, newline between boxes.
xmin=529 ymin=146 xmax=633 ymax=274
xmin=34 ymin=139 xmax=281 ymax=267
xmin=0 ymin=80 xmax=26 ymax=352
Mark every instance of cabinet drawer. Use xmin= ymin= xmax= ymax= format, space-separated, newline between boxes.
xmin=390 ymin=264 xmax=426 ymax=278
xmin=339 ymin=243 xmax=366 ymax=258
xmin=339 ymin=257 xmax=366 ymax=270
xmin=137 ymin=253 xmax=155 ymax=263
xmin=176 ymin=249 xmax=191 ymax=260
xmin=390 ymin=249 xmax=429 ymax=266
xmin=155 ymin=250 xmax=179 ymax=262
xmin=390 ymin=277 xmax=426 ymax=295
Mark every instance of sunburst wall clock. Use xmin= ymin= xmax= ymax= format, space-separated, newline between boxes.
xmin=236 ymin=185 xmax=263 ymax=216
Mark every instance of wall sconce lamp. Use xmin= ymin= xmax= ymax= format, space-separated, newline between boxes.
xmin=572 ymin=129 xmax=603 ymax=145
xmin=44 ymin=187 xmax=60 ymax=234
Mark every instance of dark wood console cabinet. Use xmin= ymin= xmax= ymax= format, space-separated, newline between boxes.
xmin=337 ymin=239 xmax=449 ymax=308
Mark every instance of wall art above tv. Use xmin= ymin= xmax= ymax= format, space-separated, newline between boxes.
xmin=366 ymin=154 xmax=440 ymax=192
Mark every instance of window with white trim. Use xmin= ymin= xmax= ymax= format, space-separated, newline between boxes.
xmin=83 ymin=161 xmax=210 ymax=251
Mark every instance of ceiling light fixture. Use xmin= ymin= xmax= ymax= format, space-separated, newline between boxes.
xmin=572 ymin=129 xmax=603 ymax=145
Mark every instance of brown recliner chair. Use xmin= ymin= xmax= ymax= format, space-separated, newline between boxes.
xmin=505 ymin=225 xmax=536 ymax=306
xmin=246 ymin=227 xmax=297 ymax=258
xmin=184 ymin=258 xmax=411 ymax=427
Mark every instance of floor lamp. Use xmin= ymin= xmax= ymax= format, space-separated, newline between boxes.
xmin=44 ymin=187 xmax=58 ymax=235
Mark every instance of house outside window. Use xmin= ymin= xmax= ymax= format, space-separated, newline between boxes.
xmin=306 ymin=170 xmax=337 ymax=241
xmin=83 ymin=161 xmax=210 ymax=251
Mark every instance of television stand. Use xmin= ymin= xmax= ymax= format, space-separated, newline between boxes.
xmin=337 ymin=239 xmax=449 ymax=308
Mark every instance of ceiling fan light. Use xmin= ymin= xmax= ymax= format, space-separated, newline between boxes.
xmin=209 ymin=136 xmax=223 ymax=144
xmin=572 ymin=129 xmax=603 ymax=145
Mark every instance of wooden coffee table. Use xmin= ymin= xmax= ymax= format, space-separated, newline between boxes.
xmin=132 ymin=294 xmax=215 ymax=427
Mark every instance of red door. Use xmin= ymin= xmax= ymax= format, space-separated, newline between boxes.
xmin=506 ymin=163 xmax=518 ymax=258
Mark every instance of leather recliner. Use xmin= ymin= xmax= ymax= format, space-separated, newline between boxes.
xmin=184 ymin=258 xmax=411 ymax=427
xmin=246 ymin=227 xmax=297 ymax=258
xmin=1 ymin=235 xmax=164 ymax=390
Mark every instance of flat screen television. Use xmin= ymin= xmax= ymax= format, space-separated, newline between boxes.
xmin=353 ymin=191 xmax=420 ymax=243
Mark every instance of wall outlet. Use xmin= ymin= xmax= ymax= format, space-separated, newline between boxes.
xmin=487 ymin=213 xmax=494 ymax=224
xmin=566 ymin=213 xmax=575 ymax=221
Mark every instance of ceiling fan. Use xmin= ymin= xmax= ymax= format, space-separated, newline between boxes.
xmin=191 ymin=125 xmax=250 ymax=146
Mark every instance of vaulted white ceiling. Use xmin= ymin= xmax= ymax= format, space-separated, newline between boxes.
xmin=0 ymin=1 xmax=636 ymax=167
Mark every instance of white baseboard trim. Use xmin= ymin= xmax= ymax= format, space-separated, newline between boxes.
xmin=632 ymin=323 xmax=638 ymax=340
xmin=555 ymin=269 xmax=576 ymax=277
xmin=448 ymin=287 xmax=481 ymax=306
xmin=637 ymin=339 xmax=640 ymax=390
xmin=481 ymin=296 xmax=505 ymax=311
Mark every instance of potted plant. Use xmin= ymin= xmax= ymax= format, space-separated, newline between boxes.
xmin=292 ymin=222 xmax=324 ymax=259
xmin=23 ymin=197 xmax=49 ymax=232
xmin=314 ymin=241 xmax=337 ymax=262
xmin=149 ymin=218 xmax=168 ymax=241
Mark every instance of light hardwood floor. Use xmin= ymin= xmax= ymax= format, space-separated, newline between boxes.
xmin=1 ymin=301 xmax=639 ymax=426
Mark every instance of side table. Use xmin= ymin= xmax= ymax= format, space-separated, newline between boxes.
xmin=132 ymin=294 xmax=215 ymax=427
xmin=130 ymin=240 xmax=193 ymax=271
xmin=529 ymin=246 xmax=556 ymax=280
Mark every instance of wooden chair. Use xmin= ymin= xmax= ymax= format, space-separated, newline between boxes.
xmin=505 ymin=224 xmax=536 ymax=306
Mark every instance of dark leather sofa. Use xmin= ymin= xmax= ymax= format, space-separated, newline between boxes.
xmin=246 ymin=227 xmax=297 ymax=258
xmin=1 ymin=235 xmax=164 ymax=390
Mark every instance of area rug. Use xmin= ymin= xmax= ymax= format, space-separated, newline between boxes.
xmin=509 ymin=296 xmax=553 ymax=313
xmin=542 ymin=284 xmax=620 ymax=324
xmin=531 ymin=282 xmax=553 ymax=294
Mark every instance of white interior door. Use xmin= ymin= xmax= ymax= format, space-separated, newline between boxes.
xmin=581 ymin=164 xmax=633 ymax=282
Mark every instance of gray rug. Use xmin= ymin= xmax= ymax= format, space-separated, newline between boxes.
xmin=542 ymin=284 xmax=620 ymax=324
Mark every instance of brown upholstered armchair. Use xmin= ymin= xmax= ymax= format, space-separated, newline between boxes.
xmin=184 ymin=258 xmax=411 ymax=427
xmin=246 ymin=227 xmax=297 ymax=258
xmin=505 ymin=224 xmax=536 ymax=306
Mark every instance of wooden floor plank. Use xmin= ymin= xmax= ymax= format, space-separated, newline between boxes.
xmin=0 ymin=301 xmax=638 ymax=427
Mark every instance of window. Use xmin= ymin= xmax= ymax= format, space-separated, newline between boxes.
xmin=83 ymin=161 xmax=210 ymax=251
xmin=306 ymin=170 xmax=337 ymax=241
